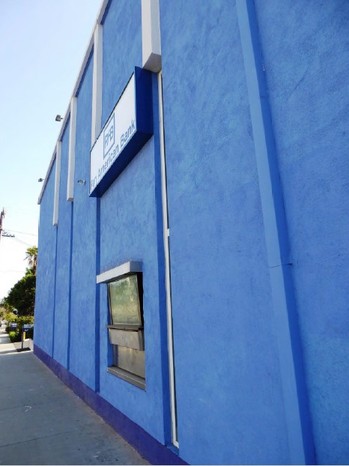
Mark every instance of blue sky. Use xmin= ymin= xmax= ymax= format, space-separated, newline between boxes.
xmin=0 ymin=0 xmax=102 ymax=300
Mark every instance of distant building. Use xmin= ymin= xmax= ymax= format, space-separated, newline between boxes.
xmin=35 ymin=1 xmax=349 ymax=464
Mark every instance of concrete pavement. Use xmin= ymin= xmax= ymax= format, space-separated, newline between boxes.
xmin=0 ymin=324 xmax=149 ymax=465
xmin=0 ymin=326 xmax=18 ymax=355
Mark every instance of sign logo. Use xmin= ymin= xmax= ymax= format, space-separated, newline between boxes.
xmin=103 ymin=115 xmax=115 ymax=158
xmin=90 ymin=68 xmax=153 ymax=197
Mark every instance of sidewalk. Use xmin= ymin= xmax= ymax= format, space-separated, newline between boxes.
xmin=0 ymin=324 xmax=149 ymax=465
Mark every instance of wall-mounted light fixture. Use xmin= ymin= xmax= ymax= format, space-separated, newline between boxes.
xmin=55 ymin=115 xmax=63 ymax=122
xmin=77 ymin=179 xmax=86 ymax=185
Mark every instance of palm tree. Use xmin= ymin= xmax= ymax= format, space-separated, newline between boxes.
xmin=25 ymin=246 xmax=38 ymax=273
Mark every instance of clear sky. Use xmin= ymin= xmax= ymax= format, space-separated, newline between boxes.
xmin=0 ymin=0 xmax=103 ymax=300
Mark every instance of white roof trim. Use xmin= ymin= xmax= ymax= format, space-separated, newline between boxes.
xmin=38 ymin=0 xmax=110 ymax=205
xmin=52 ymin=141 xmax=61 ymax=226
xmin=91 ymin=23 xmax=103 ymax=145
xmin=67 ymin=97 xmax=77 ymax=201
xmin=142 ymin=0 xmax=162 ymax=72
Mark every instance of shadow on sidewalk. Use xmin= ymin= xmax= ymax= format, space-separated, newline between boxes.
xmin=0 ymin=342 xmax=148 ymax=465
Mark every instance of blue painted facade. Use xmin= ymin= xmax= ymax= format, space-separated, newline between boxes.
xmin=35 ymin=1 xmax=349 ymax=464
xmin=36 ymin=161 xmax=56 ymax=356
xmin=53 ymin=119 xmax=71 ymax=367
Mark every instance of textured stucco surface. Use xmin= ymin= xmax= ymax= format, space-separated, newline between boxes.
xmin=34 ymin=0 xmax=349 ymax=464
xmin=35 ymin=164 xmax=56 ymax=356
xmin=69 ymin=54 xmax=97 ymax=389
xmin=160 ymin=1 xmax=288 ymax=464
xmin=255 ymin=1 xmax=349 ymax=463
xmin=98 ymin=130 xmax=168 ymax=444
xmin=101 ymin=0 xmax=142 ymax=127
xmin=98 ymin=3 xmax=169 ymax=444
xmin=53 ymin=120 xmax=72 ymax=367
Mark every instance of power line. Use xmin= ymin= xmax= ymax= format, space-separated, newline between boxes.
xmin=0 ymin=269 xmax=25 ymax=274
xmin=13 ymin=237 xmax=33 ymax=247
xmin=5 ymin=229 xmax=37 ymax=237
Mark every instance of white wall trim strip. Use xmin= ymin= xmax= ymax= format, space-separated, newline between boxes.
xmin=52 ymin=141 xmax=61 ymax=226
xmin=38 ymin=0 xmax=110 ymax=205
xmin=141 ymin=0 xmax=162 ymax=72
xmin=91 ymin=23 xmax=103 ymax=146
xmin=67 ymin=97 xmax=77 ymax=201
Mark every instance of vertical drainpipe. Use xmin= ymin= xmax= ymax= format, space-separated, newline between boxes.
xmin=157 ymin=72 xmax=179 ymax=448
xmin=91 ymin=22 xmax=103 ymax=393
xmin=236 ymin=1 xmax=315 ymax=463
xmin=141 ymin=0 xmax=179 ymax=448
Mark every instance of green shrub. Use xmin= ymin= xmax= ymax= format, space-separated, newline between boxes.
xmin=7 ymin=315 xmax=34 ymax=341
xmin=8 ymin=331 xmax=21 ymax=343
xmin=17 ymin=315 xmax=34 ymax=330
xmin=4 ymin=311 xmax=17 ymax=325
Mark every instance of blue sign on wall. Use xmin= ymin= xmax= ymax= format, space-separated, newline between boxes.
xmin=90 ymin=67 xmax=153 ymax=197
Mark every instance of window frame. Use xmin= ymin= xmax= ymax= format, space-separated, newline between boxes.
xmin=96 ymin=261 xmax=145 ymax=389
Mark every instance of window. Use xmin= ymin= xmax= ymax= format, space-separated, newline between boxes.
xmin=108 ymin=275 xmax=143 ymax=329
xmin=97 ymin=262 xmax=145 ymax=389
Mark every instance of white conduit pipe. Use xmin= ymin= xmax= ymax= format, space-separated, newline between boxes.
xmin=158 ymin=71 xmax=179 ymax=448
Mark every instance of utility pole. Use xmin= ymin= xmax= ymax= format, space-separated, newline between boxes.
xmin=0 ymin=208 xmax=5 ymax=243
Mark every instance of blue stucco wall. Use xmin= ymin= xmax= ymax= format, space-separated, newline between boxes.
xmin=69 ymin=54 xmax=98 ymax=389
xmin=35 ymin=1 xmax=349 ymax=463
xmin=254 ymin=1 xmax=349 ymax=463
xmin=160 ymin=1 xmax=288 ymax=464
xmin=98 ymin=139 xmax=168 ymax=443
xmin=96 ymin=1 xmax=170 ymax=444
xmin=101 ymin=0 xmax=142 ymax=127
xmin=35 ymin=163 xmax=56 ymax=356
xmin=53 ymin=120 xmax=72 ymax=367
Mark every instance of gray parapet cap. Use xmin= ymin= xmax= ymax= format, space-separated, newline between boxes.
xmin=96 ymin=261 xmax=142 ymax=284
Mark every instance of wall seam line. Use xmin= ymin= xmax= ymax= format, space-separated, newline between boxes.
xmin=236 ymin=1 xmax=315 ymax=463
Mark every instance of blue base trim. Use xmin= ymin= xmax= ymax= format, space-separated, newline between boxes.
xmin=34 ymin=345 xmax=187 ymax=465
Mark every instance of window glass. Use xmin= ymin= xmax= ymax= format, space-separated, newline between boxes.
xmin=108 ymin=275 xmax=142 ymax=327
xmin=106 ymin=271 xmax=145 ymax=388
xmin=115 ymin=346 xmax=145 ymax=379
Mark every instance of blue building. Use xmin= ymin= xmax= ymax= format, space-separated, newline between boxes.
xmin=35 ymin=1 xmax=349 ymax=464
